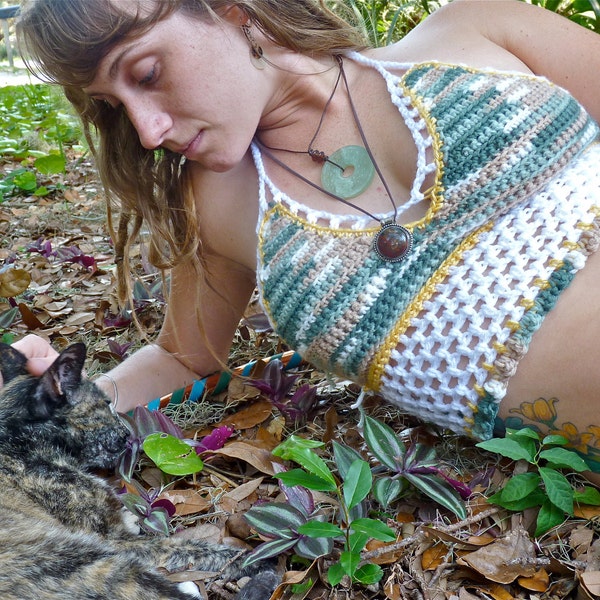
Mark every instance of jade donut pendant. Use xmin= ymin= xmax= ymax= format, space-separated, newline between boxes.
xmin=373 ymin=220 xmax=413 ymax=262
xmin=321 ymin=145 xmax=375 ymax=199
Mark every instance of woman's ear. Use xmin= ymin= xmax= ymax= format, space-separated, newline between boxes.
xmin=219 ymin=4 xmax=249 ymax=26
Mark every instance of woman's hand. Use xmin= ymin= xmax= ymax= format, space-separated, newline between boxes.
xmin=12 ymin=334 xmax=59 ymax=376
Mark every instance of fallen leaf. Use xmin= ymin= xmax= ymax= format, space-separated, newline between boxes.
xmin=518 ymin=568 xmax=549 ymax=592
xmin=223 ymin=477 xmax=264 ymax=503
xmin=0 ymin=268 xmax=30 ymax=297
xmin=456 ymin=527 xmax=537 ymax=584
xmin=220 ymin=400 xmax=273 ymax=429
xmin=212 ymin=441 xmax=280 ymax=475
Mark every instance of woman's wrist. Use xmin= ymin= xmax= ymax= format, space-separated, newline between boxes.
xmin=95 ymin=373 xmax=120 ymax=413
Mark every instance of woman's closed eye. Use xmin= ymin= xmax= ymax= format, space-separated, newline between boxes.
xmin=138 ymin=65 xmax=158 ymax=86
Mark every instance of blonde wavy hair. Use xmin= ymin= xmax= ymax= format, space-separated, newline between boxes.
xmin=17 ymin=0 xmax=367 ymax=306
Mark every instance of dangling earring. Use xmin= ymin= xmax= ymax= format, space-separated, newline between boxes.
xmin=241 ymin=22 xmax=266 ymax=70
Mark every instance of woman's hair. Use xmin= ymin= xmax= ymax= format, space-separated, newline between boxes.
xmin=17 ymin=0 xmax=367 ymax=305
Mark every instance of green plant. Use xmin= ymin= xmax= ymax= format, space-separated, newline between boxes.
xmin=243 ymin=416 xmax=468 ymax=587
xmin=520 ymin=0 xmax=600 ymax=32
xmin=0 ymin=84 xmax=83 ymax=200
xmin=477 ymin=427 xmax=600 ymax=536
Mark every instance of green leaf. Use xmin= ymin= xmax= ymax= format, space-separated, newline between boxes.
xmin=539 ymin=448 xmax=590 ymax=472
xmin=535 ymin=498 xmax=566 ymax=537
xmin=332 ymin=440 xmax=364 ymax=481
xmin=273 ymin=437 xmax=336 ymax=487
xmin=142 ymin=433 xmax=204 ymax=476
xmin=373 ymin=476 xmax=405 ymax=508
xmin=476 ymin=436 xmax=536 ymax=463
xmin=574 ymin=486 xmax=600 ymax=506
xmin=351 ymin=517 xmax=396 ymax=542
xmin=487 ymin=488 xmax=547 ymax=511
xmin=244 ymin=502 xmax=306 ymax=537
xmin=343 ymin=460 xmax=372 ymax=510
xmin=34 ymin=152 xmax=65 ymax=175
xmin=404 ymin=473 xmax=467 ymax=519
xmin=348 ymin=531 xmax=370 ymax=553
xmin=353 ymin=563 xmax=383 ymax=585
xmin=276 ymin=469 xmax=336 ymax=492
xmin=339 ymin=550 xmax=361 ymax=578
xmin=539 ymin=467 xmax=574 ymax=515
xmin=363 ymin=416 xmax=406 ymax=471
xmin=13 ymin=169 xmax=37 ymax=192
xmin=542 ymin=434 xmax=568 ymax=446
xmin=297 ymin=521 xmax=344 ymax=538
xmin=496 ymin=472 xmax=541 ymax=503
xmin=327 ymin=562 xmax=346 ymax=586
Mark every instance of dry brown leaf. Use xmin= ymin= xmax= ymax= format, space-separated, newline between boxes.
xmin=223 ymin=477 xmax=264 ymax=503
xmin=212 ymin=441 xmax=280 ymax=475
xmin=160 ymin=489 xmax=211 ymax=517
xmin=456 ymin=527 xmax=536 ymax=584
xmin=65 ymin=311 xmax=95 ymax=326
xmin=365 ymin=539 xmax=404 ymax=565
xmin=0 ymin=268 xmax=31 ymax=297
xmin=517 ymin=568 xmax=549 ymax=592
xmin=422 ymin=543 xmax=448 ymax=570
xmin=580 ymin=571 xmax=600 ymax=599
xmin=18 ymin=303 xmax=44 ymax=329
xmin=220 ymin=400 xmax=273 ymax=429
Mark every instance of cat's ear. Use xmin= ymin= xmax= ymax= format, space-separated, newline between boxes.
xmin=36 ymin=343 xmax=87 ymax=410
xmin=0 ymin=342 xmax=29 ymax=383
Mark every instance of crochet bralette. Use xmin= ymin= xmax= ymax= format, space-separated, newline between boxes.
xmin=253 ymin=53 xmax=600 ymax=440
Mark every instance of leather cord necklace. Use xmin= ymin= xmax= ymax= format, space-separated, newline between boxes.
xmin=255 ymin=55 xmax=413 ymax=263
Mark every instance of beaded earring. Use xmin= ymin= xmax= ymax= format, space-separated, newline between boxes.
xmin=241 ymin=22 xmax=266 ymax=70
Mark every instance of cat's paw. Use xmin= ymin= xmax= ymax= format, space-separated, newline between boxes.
xmin=177 ymin=581 xmax=202 ymax=598
xmin=235 ymin=570 xmax=280 ymax=600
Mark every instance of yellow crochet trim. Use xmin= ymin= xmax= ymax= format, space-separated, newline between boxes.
xmin=366 ymin=221 xmax=494 ymax=391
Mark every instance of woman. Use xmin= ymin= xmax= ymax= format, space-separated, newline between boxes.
xmin=14 ymin=0 xmax=600 ymax=470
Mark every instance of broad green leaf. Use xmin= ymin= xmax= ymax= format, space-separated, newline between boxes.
xmin=373 ymin=476 xmax=405 ymax=508
xmin=297 ymin=521 xmax=344 ymax=538
xmin=244 ymin=502 xmax=306 ymax=537
xmin=273 ymin=437 xmax=336 ymax=487
xmin=574 ymin=486 xmax=600 ymax=506
xmin=487 ymin=488 xmax=547 ymax=511
xmin=354 ymin=563 xmax=383 ymax=585
xmin=327 ymin=562 xmax=346 ymax=586
xmin=332 ymin=440 xmax=364 ymax=480
xmin=404 ymin=473 xmax=467 ymax=519
xmin=351 ymin=517 xmax=396 ymax=542
xmin=242 ymin=537 xmax=299 ymax=567
xmin=363 ymin=416 xmax=405 ymax=471
xmin=142 ymin=433 xmax=204 ymax=476
xmin=34 ymin=152 xmax=65 ymax=175
xmin=476 ymin=436 xmax=536 ymax=463
xmin=539 ymin=448 xmax=589 ymax=472
xmin=343 ymin=460 xmax=372 ymax=510
xmin=542 ymin=435 xmax=568 ymax=446
xmin=510 ymin=427 xmax=541 ymax=441
xmin=276 ymin=469 xmax=337 ymax=492
xmin=496 ymin=472 xmax=541 ymax=503
xmin=339 ymin=550 xmax=361 ymax=577
xmin=13 ymin=170 xmax=37 ymax=192
xmin=539 ymin=467 xmax=574 ymax=515
xmin=535 ymin=498 xmax=566 ymax=537
xmin=349 ymin=531 xmax=370 ymax=553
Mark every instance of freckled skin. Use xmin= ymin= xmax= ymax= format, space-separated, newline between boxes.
xmin=0 ymin=343 xmax=278 ymax=600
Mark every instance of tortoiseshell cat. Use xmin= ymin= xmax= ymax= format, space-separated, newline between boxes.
xmin=0 ymin=342 xmax=279 ymax=600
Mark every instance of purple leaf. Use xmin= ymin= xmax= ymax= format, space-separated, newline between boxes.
xmin=273 ymin=463 xmax=315 ymax=517
xmin=194 ymin=426 xmax=234 ymax=453
xmin=152 ymin=498 xmax=177 ymax=517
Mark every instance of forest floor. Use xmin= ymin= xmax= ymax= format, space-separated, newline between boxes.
xmin=2 ymin=71 xmax=600 ymax=600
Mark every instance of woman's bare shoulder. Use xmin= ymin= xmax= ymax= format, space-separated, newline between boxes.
xmin=186 ymin=153 xmax=259 ymax=271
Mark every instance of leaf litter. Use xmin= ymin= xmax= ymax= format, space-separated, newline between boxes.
xmin=2 ymin=106 xmax=600 ymax=600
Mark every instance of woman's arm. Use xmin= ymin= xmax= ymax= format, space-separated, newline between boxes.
xmin=95 ymin=253 xmax=256 ymax=412
xmin=434 ymin=0 xmax=600 ymax=122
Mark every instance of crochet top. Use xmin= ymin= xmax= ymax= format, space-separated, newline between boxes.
xmin=252 ymin=52 xmax=600 ymax=440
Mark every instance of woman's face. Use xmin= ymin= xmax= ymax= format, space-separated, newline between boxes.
xmin=85 ymin=7 xmax=268 ymax=172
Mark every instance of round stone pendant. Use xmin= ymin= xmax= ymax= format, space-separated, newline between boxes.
xmin=321 ymin=145 xmax=375 ymax=199
xmin=373 ymin=221 xmax=413 ymax=262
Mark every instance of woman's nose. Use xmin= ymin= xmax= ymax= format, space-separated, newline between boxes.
xmin=127 ymin=102 xmax=172 ymax=150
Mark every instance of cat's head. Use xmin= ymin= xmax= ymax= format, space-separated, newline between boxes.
xmin=0 ymin=342 xmax=129 ymax=470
